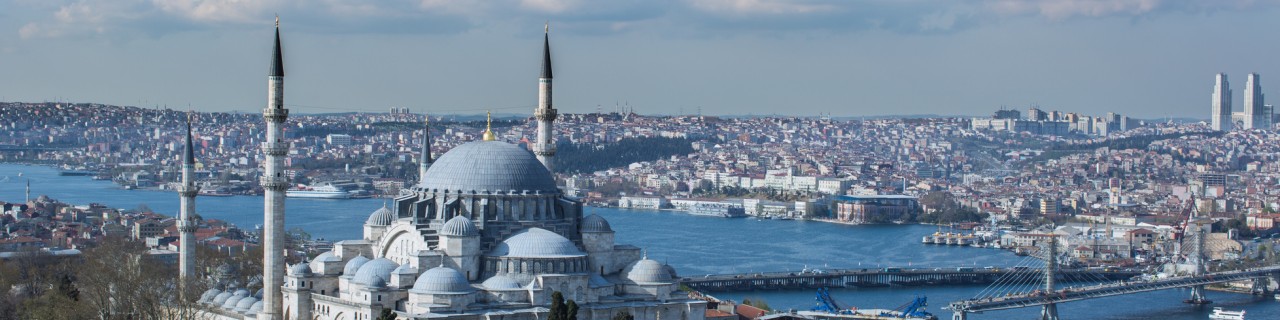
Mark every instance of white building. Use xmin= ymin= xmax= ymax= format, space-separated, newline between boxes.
xmin=1212 ymin=73 xmax=1233 ymax=131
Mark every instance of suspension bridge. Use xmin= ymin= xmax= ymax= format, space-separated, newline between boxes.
xmin=947 ymin=220 xmax=1280 ymax=320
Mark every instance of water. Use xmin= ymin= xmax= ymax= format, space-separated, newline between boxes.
xmin=2 ymin=163 xmax=1278 ymax=319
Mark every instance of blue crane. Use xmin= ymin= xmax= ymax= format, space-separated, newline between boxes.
xmin=812 ymin=287 xmax=853 ymax=314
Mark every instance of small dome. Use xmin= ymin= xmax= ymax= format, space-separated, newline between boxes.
xmin=211 ymin=292 xmax=233 ymax=305
xmin=199 ymin=289 xmax=222 ymax=303
xmin=625 ymin=259 xmax=673 ymax=284
xmin=233 ymin=289 xmax=250 ymax=296
xmin=234 ymin=297 xmax=258 ymax=313
xmin=411 ymin=266 xmax=474 ymax=294
xmin=440 ymin=215 xmax=479 ymax=237
xmin=393 ymin=264 xmax=418 ymax=275
xmin=353 ymin=258 xmax=399 ymax=288
xmin=581 ymin=214 xmax=612 ymax=233
xmin=289 ymin=263 xmax=313 ymax=277
xmin=311 ymin=251 xmax=340 ymax=273
xmin=481 ymin=275 xmax=522 ymax=290
xmin=248 ymin=300 xmax=263 ymax=314
xmin=343 ymin=255 xmax=371 ymax=276
xmin=366 ymin=205 xmax=394 ymax=226
xmin=488 ymin=228 xmax=584 ymax=258
xmin=221 ymin=291 xmax=248 ymax=310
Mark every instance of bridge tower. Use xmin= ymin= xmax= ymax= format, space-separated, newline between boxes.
xmin=1040 ymin=235 xmax=1059 ymax=320
xmin=1185 ymin=218 xmax=1212 ymax=305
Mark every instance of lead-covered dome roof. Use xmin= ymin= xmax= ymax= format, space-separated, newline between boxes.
xmin=488 ymin=228 xmax=584 ymax=258
xmin=624 ymin=259 xmax=673 ymax=284
xmin=440 ymin=215 xmax=479 ymax=237
xmin=481 ymin=275 xmax=522 ymax=290
xmin=411 ymin=266 xmax=474 ymax=294
xmin=342 ymin=255 xmax=371 ymax=276
xmin=419 ymin=141 xmax=558 ymax=193
xmin=581 ymin=214 xmax=612 ymax=233
xmin=366 ymin=204 xmax=394 ymax=226
xmin=352 ymin=258 xmax=399 ymax=288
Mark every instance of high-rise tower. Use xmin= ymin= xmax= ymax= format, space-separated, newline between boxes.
xmin=419 ymin=115 xmax=433 ymax=181
xmin=1244 ymin=73 xmax=1266 ymax=130
xmin=177 ymin=114 xmax=199 ymax=289
xmin=532 ymin=23 xmax=558 ymax=172
xmin=1211 ymin=73 xmax=1232 ymax=131
xmin=259 ymin=17 xmax=290 ymax=320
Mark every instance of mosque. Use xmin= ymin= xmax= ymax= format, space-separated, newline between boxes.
xmin=190 ymin=20 xmax=707 ymax=320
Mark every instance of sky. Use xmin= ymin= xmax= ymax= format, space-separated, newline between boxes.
xmin=1 ymin=0 xmax=1278 ymax=119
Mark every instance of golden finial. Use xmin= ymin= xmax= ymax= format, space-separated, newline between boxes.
xmin=482 ymin=111 xmax=497 ymax=141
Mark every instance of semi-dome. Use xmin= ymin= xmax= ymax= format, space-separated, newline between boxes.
xmin=234 ymin=296 xmax=258 ymax=313
xmin=342 ymin=255 xmax=371 ymax=276
xmin=440 ymin=215 xmax=479 ymax=237
xmin=481 ymin=275 xmax=522 ymax=290
xmin=365 ymin=204 xmax=395 ymax=226
xmin=581 ymin=214 xmax=612 ymax=233
xmin=352 ymin=258 xmax=399 ymax=288
xmin=624 ymin=259 xmax=673 ymax=284
xmin=419 ymin=141 xmax=558 ymax=193
xmin=488 ymin=228 xmax=584 ymax=258
xmin=411 ymin=266 xmax=474 ymax=294
xmin=289 ymin=262 xmax=312 ymax=277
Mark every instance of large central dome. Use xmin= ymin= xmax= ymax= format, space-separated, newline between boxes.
xmin=420 ymin=141 xmax=558 ymax=193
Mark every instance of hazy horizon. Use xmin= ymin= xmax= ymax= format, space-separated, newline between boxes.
xmin=2 ymin=1 xmax=1278 ymax=118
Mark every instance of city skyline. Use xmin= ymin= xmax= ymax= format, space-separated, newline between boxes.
xmin=2 ymin=1 xmax=1280 ymax=118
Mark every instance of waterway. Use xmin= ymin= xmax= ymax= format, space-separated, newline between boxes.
xmin=1 ymin=163 xmax=1277 ymax=319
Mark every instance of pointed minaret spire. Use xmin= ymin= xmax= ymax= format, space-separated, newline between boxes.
xmin=418 ymin=114 xmax=433 ymax=181
xmin=533 ymin=23 xmax=558 ymax=172
xmin=177 ymin=110 xmax=200 ymax=298
xmin=270 ymin=16 xmax=284 ymax=78
xmin=260 ymin=16 xmax=290 ymax=320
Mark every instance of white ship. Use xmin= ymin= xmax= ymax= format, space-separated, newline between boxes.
xmin=1209 ymin=307 xmax=1245 ymax=320
xmin=286 ymin=184 xmax=351 ymax=199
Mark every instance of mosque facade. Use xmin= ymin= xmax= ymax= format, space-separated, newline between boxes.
xmin=192 ymin=22 xmax=707 ymax=320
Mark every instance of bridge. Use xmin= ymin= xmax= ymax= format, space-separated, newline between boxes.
xmin=681 ymin=268 xmax=1138 ymax=292
xmin=947 ymin=219 xmax=1279 ymax=320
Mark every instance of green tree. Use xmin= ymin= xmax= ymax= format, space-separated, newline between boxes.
xmin=611 ymin=311 xmax=635 ymax=320
xmin=566 ymin=300 xmax=579 ymax=320
xmin=548 ymin=291 xmax=566 ymax=320
xmin=377 ymin=308 xmax=397 ymax=320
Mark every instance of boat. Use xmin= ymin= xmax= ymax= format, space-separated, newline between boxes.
xmin=1274 ymin=293 xmax=1279 ymax=301
xmin=687 ymin=203 xmax=747 ymax=218
xmin=199 ymin=189 xmax=235 ymax=197
xmin=59 ymin=170 xmax=95 ymax=176
xmin=286 ymin=184 xmax=351 ymax=199
xmin=1209 ymin=307 xmax=1245 ymax=320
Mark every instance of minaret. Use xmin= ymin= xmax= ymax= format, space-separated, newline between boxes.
xmin=177 ymin=113 xmax=200 ymax=292
xmin=532 ymin=23 xmax=558 ymax=172
xmin=418 ymin=115 xmax=433 ymax=181
xmin=259 ymin=17 xmax=290 ymax=320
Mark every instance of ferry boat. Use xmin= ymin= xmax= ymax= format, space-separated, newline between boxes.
xmin=686 ymin=203 xmax=747 ymax=218
xmin=286 ymin=184 xmax=351 ymax=199
xmin=1209 ymin=307 xmax=1245 ymax=320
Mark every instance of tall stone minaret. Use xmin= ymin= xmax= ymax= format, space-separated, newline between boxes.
xmin=259 ymin=17 xmax=290 ymax=320
xmin=418 ymin=115 xmax=433 ymax=182
xmin=177 ymin=113 xmax=199 ymax=290
xmin=533 ymin=23 xmax=558 ymax=172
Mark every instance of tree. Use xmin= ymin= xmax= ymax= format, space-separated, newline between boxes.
xmin=611 ymin=311 xmax=635 ymax=320
xmin=377 ymin=308 xmax=397 ymax=320
xmin=566 ymin=300 xmax=579 ymax=320
xmin=548 ymin=291 xmax=566 ymax=320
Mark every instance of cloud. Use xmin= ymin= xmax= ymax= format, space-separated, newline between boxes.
xmin=9 ymin=0 xmax=1280 ymax=40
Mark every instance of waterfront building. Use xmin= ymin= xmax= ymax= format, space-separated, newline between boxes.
xmin=831 ymin=195 xmax=919 ymax=224
xmin=195 ymin=22 xmax=705 ymax=320
xmin=1211 ymin=73 xmax=1232 ymax=131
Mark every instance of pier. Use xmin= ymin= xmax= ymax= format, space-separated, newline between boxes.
xmin=681 ymin=267 xmax=1138 ymax=292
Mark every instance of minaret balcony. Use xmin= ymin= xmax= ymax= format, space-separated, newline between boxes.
xmin=261 ymin=142 xmax=290 ymax=156
xmin=260 ymin=176 xmax=291 ymax=190
xmin=176 ymin=185 xmax=200 ymax=197
xmin=534 ymin=108 xmax=557 ymax=121
xmin=263 ymin=108 xmax=290 ymax=123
